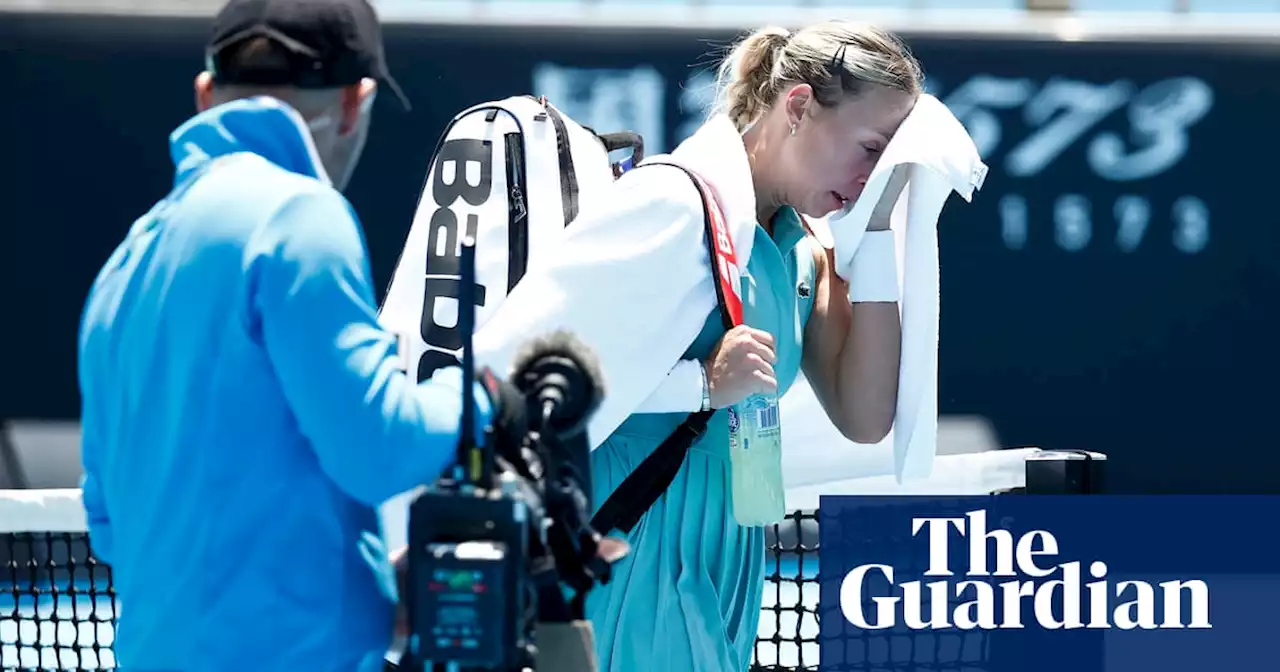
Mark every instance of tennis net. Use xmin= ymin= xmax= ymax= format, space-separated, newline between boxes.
xmin=2 ymin=447 xmax=1044 ymax=671
xmin=1 ymin=490 xmax=113 ymax=671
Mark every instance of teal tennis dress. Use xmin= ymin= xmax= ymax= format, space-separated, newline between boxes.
xmin=587 ymin=207 xmax=818 ymax=672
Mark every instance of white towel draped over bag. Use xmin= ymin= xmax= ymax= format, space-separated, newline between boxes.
xmin=468 ymin=116 xmax=762 ymax=450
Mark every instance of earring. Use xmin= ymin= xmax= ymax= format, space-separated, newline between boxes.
xmin=789 ymin=124 xmax=797 ymax=137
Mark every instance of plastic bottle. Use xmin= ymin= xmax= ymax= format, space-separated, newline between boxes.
xmin=728 ymin=392 xmax=786 ymax=526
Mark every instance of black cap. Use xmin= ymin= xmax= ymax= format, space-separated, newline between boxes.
xmin=206 ymin=0 xmax=409 ymax=109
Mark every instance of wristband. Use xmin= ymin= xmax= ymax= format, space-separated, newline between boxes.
xmin=846 ymin=230 xmax=899 ymax=304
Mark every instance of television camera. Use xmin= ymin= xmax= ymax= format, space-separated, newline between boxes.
xmin=395 ymin=237 xmax=618 ymax=672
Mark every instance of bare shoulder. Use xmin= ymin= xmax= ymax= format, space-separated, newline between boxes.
xmin=800 ymin=230 xmax=834 ymax=286
xmin=809 ymin=236 xmax=828 ymax=274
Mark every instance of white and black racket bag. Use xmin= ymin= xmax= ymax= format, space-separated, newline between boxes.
xmin=379 ymin=95 xmax=644 ymax=382
xmin=379 ymin=95 xmax=739 ymax=536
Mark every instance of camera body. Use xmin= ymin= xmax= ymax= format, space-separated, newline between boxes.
xmin=398 ymin=238 xmax=609 ymax=672
xmin=404 ymin=473 xmax=540 ymax=670
xmin=402 ymin=391 xmax=604 ymax=672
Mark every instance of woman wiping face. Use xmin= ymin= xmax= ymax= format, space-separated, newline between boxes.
xmin=725 ymin=26 xmax=920 ymax=225
xmin=467 ymin=19 xmax=924 ymax=672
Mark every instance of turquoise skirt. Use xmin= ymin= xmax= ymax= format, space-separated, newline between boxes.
xmin=586 ymin=410 xmax=764 ymax=672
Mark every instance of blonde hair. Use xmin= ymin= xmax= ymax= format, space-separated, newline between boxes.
xmin=716 ymin=21 xmax=924 ymax=131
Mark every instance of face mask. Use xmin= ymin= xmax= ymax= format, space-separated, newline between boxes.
xmin=306 ymin=89 xmax=377 ymax=134
xmin=306 ymin=90 xmax=377 ymax=188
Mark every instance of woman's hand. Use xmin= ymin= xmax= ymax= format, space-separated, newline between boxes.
xmin=704 ymin=325 xmax=778 ymax=409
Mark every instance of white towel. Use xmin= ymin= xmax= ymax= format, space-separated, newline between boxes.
xmin=797 ymin=94 xmax=987 ymax=484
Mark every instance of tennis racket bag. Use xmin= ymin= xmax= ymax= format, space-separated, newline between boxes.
xmin=380 ymin=95 xmax=736 ymax=535
xmin=381 ymin=94 xmax=645 ymax=382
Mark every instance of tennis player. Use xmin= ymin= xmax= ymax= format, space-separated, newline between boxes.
xmin=470 ymin=21 xmax=923 ymax=672
xmin=75 ymin=1 xmax=493 ymax=670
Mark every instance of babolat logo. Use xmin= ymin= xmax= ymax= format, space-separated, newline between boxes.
xmin=838 ymin=509 xmax=1212 ymax=631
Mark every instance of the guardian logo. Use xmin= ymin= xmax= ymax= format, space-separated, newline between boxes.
xmin=839 ymin=510 xmax=1211 ymax=631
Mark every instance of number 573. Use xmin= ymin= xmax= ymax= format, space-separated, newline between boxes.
xmin=938 ymin=75 xmax=1214 ymax=182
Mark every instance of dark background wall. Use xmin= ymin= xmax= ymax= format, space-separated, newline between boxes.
xmin=2 ymin=13 xmax=1277 ymax=494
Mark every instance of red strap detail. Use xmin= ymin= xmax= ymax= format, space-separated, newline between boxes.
xmin=685 ymin=172 xmax=744 ymax=328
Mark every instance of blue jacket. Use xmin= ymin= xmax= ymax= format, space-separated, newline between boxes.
xmin=77 ymin=97 xmax=490 ymax=671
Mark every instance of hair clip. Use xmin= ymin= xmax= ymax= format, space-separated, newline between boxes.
xmin=830 ymin=43 xmax=849 ymax=73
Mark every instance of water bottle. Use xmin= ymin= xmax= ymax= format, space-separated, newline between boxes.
xmin=728 ymin=391 xmax=786 ymax=526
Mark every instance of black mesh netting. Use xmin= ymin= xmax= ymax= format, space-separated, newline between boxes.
xmin=2 ymin=533 xmax=116 ymax=671
xmin=757 ymin=505 xmax=1001 ymax=672
xmin=4 ymin=501 xmax=1023 ymax=671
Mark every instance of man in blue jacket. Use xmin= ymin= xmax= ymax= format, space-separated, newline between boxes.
xmin=76 ymin=0 xmax=487 ymax=669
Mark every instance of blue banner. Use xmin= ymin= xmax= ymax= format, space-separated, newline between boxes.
xmin=819 ymin=495 xmax=1280 ymax=671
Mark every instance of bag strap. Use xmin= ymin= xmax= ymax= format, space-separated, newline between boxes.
xmin=590 ymin=161 xmax=743 ymax=536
